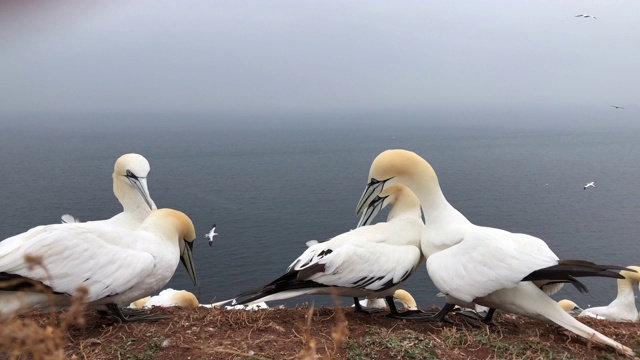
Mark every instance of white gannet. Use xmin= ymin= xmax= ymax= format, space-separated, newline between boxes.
xmin=130 ymin=288 xmax=199 ymax=309
xmin=225 ymin=184 xmax=425 ymax=319
xmin=584 ymin=181 xmax=596 ymax=190
xmin=205 ymin=224 xmax=218 ymax=247
xmin=58 ymin=153 xmax=156 ymax=229
xmin=558 ymin=299 xmax=584 ymax=316
xmin=355 ymin=149 xmax=635 ymax=357
xmin=0 ymin=208 xmax=198 ymax=321
xmin=579 ymin=266 xmax=640 ymax=322
xmin=575 ymin=14 xmax=597 ymax=19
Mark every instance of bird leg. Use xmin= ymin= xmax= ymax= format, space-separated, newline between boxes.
xmin=352 ymin=297 xmax=386 ymax=314
xmin=384 ymin=296 xmax=436 ymax=320
xmin=103 ymin=304 xmax=170 ymax=322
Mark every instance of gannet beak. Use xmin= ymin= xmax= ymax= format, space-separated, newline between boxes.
xmin=125 ymin=172 xmax=154 ymax=210
xmin=355 ymin=177 xmax=391 ymax=216
xmin=356 ymin=194 xmax=388 ymax=228
xmin=180 ymin=240 xmax=198 ymax=286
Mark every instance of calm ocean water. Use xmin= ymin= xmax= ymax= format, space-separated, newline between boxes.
xmin=1 ymin=114 xmax=638 ymax=311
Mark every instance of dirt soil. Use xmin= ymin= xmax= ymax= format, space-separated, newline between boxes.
xmin=2 ymin=305 xmax=640 ymax=360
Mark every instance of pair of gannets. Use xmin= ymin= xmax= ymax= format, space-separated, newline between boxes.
xmin=355 ymin=149 xmax=636 ymax=358
xmin=560 ymin=266 xmax=640 ymax=322
xmin=0 ymin=154 xmax=198 ymax=321
xmin=222 ymin=184 xmax=426 ymax=319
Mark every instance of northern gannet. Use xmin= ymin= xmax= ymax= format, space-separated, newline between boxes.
xmin=206 ymin=224 xmax=218 ymax=247
xmin=225 ymin=184 xmax=425 ymax=319
xmin=584 ymin=181 xmax=596 ymax=190
xmin=558 ymin=299 xmax=584 ymax=316
xmin=130 ymin=288 xmax=199 ymax=309
xmin=579 ymin=266 xmax=640 ymax=322
xmin=59 ymin=153 xmax=156 ymax=229
xmin=355 ymin=149 xmax=635 ymax=357
xmin=0 ymin=208 xmax=198 ymax=321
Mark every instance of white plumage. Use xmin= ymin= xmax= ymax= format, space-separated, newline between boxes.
xmin=226 ymin=184 xmax=424 ymax=317
xmin=578 ymin=266 xmax=640 ymax=322
xmin=0 ymin=209 xmax=198 ymax=320
xmin=355 ymin=149 xmax=635 ymax=357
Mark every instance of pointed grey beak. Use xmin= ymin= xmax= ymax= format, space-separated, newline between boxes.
xmin=125 ymin=171 xmax=154 ymax=210
xmin=355 ymin=178 xmax=390 ymax=217
xmin=356 ymin=195 xmax=388 ymax=228
xmin=180 ymin=240 xmax=198 ymax=286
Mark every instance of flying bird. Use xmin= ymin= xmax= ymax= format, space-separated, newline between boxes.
xmin=206 ymin=224 xmax=218 ymax=246
xmin=584 ymin=181 xmax=595 ymax=190
xmin=575 ymin=14 xmax=597 ymax=19
xmin=611 ymin=105 xmax=625 ymax=110
xmin=355 ymin=149 xmax=636 ymax=357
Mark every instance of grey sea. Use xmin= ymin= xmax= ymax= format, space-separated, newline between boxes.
xmin=1 ymin=113 xmax=639 ymax=311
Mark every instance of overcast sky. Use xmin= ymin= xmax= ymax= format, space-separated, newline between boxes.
xmin=1 ymin=1 xmax=638 ymax=122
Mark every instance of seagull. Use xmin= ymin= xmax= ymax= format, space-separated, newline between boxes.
xmin=355 ymin=149 xmax=635 ymax=357
xmin=130 ymin=288 xmax=200 ymax=309
xmin=584 ymin=181 xmax=596 ymax=190
xmin=205 ymin=224 xmax=218 ymax=246
xmin=59 ymin=153 xmax=156 ymax=229
xmin=579 ymin=266 xmax=640 ymax=322
xmin=611 ymin=105 xmax=625 ymax=110
xmin=575 ymin=14 xmax=597 ymax=19
xmin=218 ymin=184 xmax=426 ymax=320
xmin=0 ymin=208 xmax=198 ymax=322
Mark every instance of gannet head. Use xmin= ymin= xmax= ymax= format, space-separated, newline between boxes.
xmin=558 ymin=299 xmax=583 ymax=316
xmin=620 ymin=266 xmax=640 ymax=285
xmin=171 ymin=290 xmax=200 ymax=309
xmin=356 ymin=149 xmax=438 ymax=217
xmin=130 ymin=296 xmax=150 ymax=309
xmin=113 ymin=153 xmax=156 ymax=211
xmin=356 ymin=184 xmax=420 ymax=227
xmin=393 ymin=289 xmax=418 ymax=311
xmin=147 ymin=209 xmax=198 ymax=287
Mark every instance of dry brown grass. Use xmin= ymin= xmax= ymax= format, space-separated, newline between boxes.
xmin=1 ymin=269 xmax=639 ymax=360
xmin=0 ymin=256 xmax=88 ymax=360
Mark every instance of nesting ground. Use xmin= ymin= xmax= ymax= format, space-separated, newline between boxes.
xmin=2 ymin=305 xmax=640 ymax=360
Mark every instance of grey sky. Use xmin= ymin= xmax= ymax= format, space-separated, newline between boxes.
xmin=1 ymin=1 xmax=639 ymax=119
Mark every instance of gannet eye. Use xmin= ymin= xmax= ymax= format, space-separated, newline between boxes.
xmin=125 ymin=170 xmax=137 ymax=179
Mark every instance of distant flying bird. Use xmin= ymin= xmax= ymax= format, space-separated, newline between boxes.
xmin=60 ymin=214 xmax=80 ymax=224
xmin=611 ymin=105 xmax=625 ymax=110
xmin=584 ymin=181 xmax=595 ymax=190
xmin=206 ymin=224 xmax=218 ymax=246
xmin=575 ymin=14 xmax=597 ymax=19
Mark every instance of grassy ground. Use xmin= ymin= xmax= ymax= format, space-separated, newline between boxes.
xmin=1 ymin=303 xmax=639 ymax=360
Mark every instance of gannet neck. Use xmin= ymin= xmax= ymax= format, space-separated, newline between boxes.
xmin=383 ymin=184 xmax=422 ymax=222
xmin=371 ymin=150 xmax=469 ymax=225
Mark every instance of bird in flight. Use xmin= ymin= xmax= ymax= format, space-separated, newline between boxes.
xmin=611 ymin=105 xmax=625 ymax=110
xmin=575 ymin=14 xmax=597 ymax=19
xmin=206 ymin=224 xmax=218 ymax=246
xmin=584 ymin=182 xmax=595 ymax=190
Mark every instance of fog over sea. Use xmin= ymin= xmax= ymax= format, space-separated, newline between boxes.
xmin=1 ymin=112 xmax=638 ymax=311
